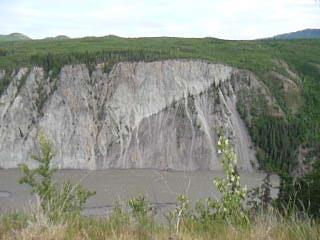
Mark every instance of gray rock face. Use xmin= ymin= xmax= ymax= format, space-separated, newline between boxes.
xmin=0 ymin=60 xmax=268 ymax=170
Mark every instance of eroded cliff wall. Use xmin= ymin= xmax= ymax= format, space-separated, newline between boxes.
xmin=0 ymin=60 xmax=271 ymax=170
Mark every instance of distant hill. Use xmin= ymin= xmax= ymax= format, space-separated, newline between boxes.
xmin=0 ymin=33 xmax=71 ymax=42
xmin=273 ymin=29 xmax=320 ymax=39
xmin=44 ymin=35 xmax=70 ymax=40
xmin=0 ymin=33 xmax=31 ymax=42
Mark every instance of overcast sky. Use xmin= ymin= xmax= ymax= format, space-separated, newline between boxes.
xmin=0 ymin=0 xmax=319 ymax=40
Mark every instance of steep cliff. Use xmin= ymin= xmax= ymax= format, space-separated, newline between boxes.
xmin=0 ymin=60 xmax=277 ymax=171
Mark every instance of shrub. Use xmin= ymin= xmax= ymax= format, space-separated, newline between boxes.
xmin=128 ymin=195 xmax=154 ymax=228
xmin=169 ymin=194 xmax=193 ymax=234
xmin=19 ymin=132 xmax=95 ymax=221
xmin=210 ymin=135 xmax=248 ymax=222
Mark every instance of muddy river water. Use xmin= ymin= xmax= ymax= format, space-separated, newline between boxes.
xmin=0 ymin=169 xmax=279 ymax=217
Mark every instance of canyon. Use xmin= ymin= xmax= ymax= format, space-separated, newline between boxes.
xmin=0 ymin=60 xmax=277 ymax=171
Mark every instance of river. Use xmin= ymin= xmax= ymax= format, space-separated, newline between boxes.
xmin=0 ymin=169 xmax=279 ymax=217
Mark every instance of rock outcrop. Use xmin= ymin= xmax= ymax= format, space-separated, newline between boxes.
xmin=0 ymin=60 xmax=272 ymax=170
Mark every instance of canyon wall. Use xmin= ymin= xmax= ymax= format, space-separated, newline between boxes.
xmin=0 ymin=60 xmax=272 ymax=171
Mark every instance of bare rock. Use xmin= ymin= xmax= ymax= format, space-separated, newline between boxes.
xmin=0 ymin=60 xmax=272 ymax=171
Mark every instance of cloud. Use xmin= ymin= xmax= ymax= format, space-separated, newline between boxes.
xmin=0 ymin=0 xmax=319 ymax=39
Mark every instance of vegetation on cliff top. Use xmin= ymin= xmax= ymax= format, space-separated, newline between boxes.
xmin=0 ymin=36 xmax=319 ymax=73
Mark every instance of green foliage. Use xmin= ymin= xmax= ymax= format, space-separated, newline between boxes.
xmin=277 ymin=160 xmax=320 ymax=218
xmin=0 ymin=48 xmax=7 ymax=56
xmin=250 ymin=116 xmax=302 ymax=173
xmin=19 ymin=132 xmax=57 ymax=202
xmin=128 ymin=195 xmax=154 ymax=228
xmin=0 ymin=72 xmax=11 ymax=96
xmin=19 ymin=132 xmax=95 ymax=221
xmin=211 ymin=135 xmax=248 ymax=221
xmin=237 ymin=88 xmax=269 ymax=123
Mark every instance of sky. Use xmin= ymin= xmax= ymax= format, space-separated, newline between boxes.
xmin=0 ymin=0 xmax=319 ymax=40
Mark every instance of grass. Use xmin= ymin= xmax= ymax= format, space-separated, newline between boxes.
xmin=1 ymin=209 xmax=319 ymax=240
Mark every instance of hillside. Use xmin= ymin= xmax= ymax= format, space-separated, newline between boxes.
xmin=0 ymin=33 xmax=71 ymax=42
xmin=0 ymin=36 xmax=319 ymax=174
xmin=273 ymin=29 xmax=320 ymax=39
xmin=0 ymin=32 xmax=30 ymax=42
